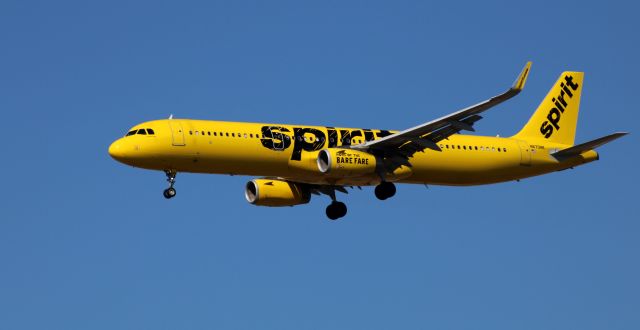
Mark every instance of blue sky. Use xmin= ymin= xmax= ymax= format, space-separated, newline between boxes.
xmin=1 ymin=1 xmax=638 ymax=329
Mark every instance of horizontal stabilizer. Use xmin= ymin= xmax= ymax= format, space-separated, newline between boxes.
xmin=552 ymin=132 xmax=628 ymax=161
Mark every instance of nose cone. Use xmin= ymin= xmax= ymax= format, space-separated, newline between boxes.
xmin=108 ymin=139 xmax=127 ymax=161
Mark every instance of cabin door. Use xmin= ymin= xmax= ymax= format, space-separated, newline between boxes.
xmin=168 ymin=120 xmax=186 ymax=146
xmin=517 ymin=140 xmax=531 ymax=166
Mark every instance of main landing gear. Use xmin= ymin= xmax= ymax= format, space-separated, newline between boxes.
xmin=326 ymin=201 xmax=347 ymax=220
xmin=322 ymin=182 xmax=395 ymax=220
xmin=163 ymin=170 xmax=177 ymax=199
xmin=375 ymin=181 xmax=396 ymax=200
xmin=325 ymin=189 xmax=347 ymax=220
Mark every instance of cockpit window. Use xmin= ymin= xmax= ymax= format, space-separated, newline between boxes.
xmin=125 ymin=128 xmax=155 ymax=137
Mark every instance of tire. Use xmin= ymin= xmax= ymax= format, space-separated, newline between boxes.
xmin=326 ymin=201 xmax=347 ymax=220
xmin=384 ymin=182 xmax=396 ymax=198
xmin=375 ymin=185 xmax=388 ymax=200
xmin=375 ymin=182 xmax=396 ymax=200
xmin=326 ymin=204 xmax=340 ymax=220
xmin=164 ymin=188 xmax=176 ymax=199
xmin=334 ymin=201 xmax=347 ymax=218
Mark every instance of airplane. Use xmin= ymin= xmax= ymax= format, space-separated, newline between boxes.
xmin=108 ymin=62 xmax=627 ymax=220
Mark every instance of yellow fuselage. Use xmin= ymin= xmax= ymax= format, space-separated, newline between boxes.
xmin=108 ymin=119 xmax=598 ymax=186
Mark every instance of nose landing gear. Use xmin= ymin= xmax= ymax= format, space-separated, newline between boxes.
xmin=163 ymin=170 xmax=177 ymax=199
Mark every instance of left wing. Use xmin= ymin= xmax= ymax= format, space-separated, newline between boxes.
xmin=351 ymin=62 xmax=532 ymax=167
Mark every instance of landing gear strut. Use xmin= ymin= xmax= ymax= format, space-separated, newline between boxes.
xmin=325 ymin=189 xmax=347 ymax=220
xmin=163 ymin=170 xmax=177 ymax=199
xmin=375 ymin=182 xmax=396 ymax=200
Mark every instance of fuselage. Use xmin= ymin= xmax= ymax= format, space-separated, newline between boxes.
xmin=108 ymin=119 xmax=598 ymax=186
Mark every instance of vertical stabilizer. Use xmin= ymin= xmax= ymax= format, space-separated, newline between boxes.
xmin=513 ymin=72 xmax=583 ymax=145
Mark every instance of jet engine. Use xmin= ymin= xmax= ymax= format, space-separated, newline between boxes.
xmin=317 ymin=148 xmax=377 ymax=177
xmin=245 ymin=179 xmax=311 ymax=207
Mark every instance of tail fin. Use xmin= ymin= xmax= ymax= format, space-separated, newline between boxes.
xmin=513 ymin=72 xmax=584 ymax=145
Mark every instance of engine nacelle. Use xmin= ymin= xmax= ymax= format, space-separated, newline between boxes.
xmin=317 ymin=148 xmax=377 ymax=177
xmin=245 ymin=179 xmax=311 ymax=207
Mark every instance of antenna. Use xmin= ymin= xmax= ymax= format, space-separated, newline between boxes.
xmin=168 ymin=114 xmax=173 ymax=119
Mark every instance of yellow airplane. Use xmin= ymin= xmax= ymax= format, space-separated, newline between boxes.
xmin=109 ymin=62 xmax=627 ymax=220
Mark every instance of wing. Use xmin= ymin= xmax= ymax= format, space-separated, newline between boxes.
xmin=351 ymin=62 xmax=532 ymax=170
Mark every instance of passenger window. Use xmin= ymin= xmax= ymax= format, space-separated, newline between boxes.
xmin=231 ymin=133 xmax=235 ymax=137
xmin=250 ymin=134 xmax=253 ymax=138
xmin=138 ymin=129 xmax=147 ymax=135
xmin=497 ymin=148 xmax=501 ymax=152
xmin=208 ymin=131 xmax=211 ymax=136
xmin=457 ymin=145 xmax=460 ymax=149
xmin=463 ymin=146 xmax=466 ymax=150
xmin=474 ymin=146 xmax=478 ymax=150
xmin=213 ymin=132 xmax=217 ymax=136
xmin=244 ymin=133 xmax=248 ymax=138
xmin=147 ymin=129 xmax=155 ymax=135
xmin=189 ymin=131 xmax=192 ymax=135
xmin=504 ymin=148 xmax=507 ymax=152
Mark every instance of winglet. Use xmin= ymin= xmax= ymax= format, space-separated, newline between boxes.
xmin=512 ymin=61 xmax=532 ymax=91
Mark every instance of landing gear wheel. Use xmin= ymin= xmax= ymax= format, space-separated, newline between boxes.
xmin=375 ymin=182 xmax=396 ymax=200
xmin=163 ymin=170 xmax=177 ymax=200
xmin=163 ymin=187 xmax=176 ymax=199
xmin=326 ymin=201 xmax=348 ymax=220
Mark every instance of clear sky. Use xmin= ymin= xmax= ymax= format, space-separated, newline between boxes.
xmin=1 ymin=1 xmax=638 ymax=329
